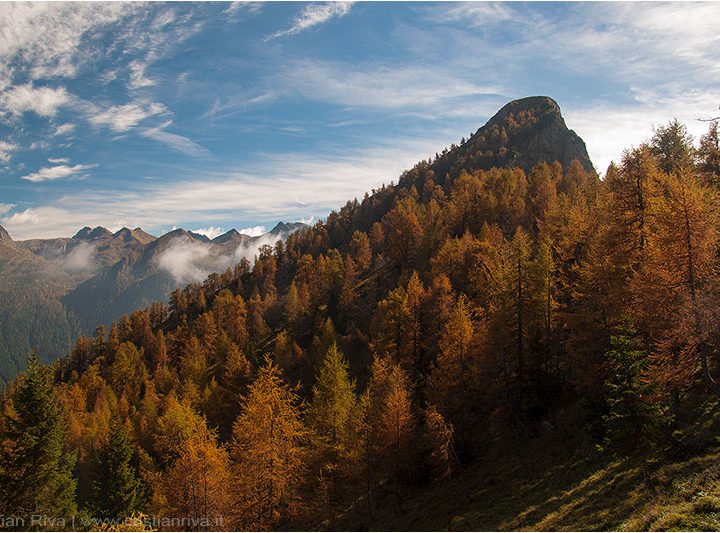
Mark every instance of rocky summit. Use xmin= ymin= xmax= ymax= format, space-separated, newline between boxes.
xmin=429 ymin=96 xmax=594 ymax=182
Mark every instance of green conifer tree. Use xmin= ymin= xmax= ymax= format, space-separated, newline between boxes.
xmin=91 ymin=416 xmax=146 ymax=519
xmin=602 ymin=319 xmax=662 ymax=493
xmin=0 ymin=354 xmax=77 ymax=519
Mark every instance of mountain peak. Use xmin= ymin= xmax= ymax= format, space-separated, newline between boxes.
xmin=73 ymin=226 xmax=112 ymax=240
xmin=481 ymin=95 xmax=593 ymax=173
xmin=269 ymin=221 xmax=307 ymax=235
xmin=187 ymin=230 xmax=211 ymax=243
xmin=0 ymin=224 xmax=12 ymax=243
xmin=270 ymin=222 xmax=290 ymax=234
xmin=488 ymin=96 xmax=562 ymax=127
xmin=212 ymin=229 xmax=242 ymax=244
xmin=428 ymin=96 xmax=593 ymax=180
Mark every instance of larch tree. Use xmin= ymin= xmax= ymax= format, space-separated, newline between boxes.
xmin=231 ymin=357 xmax=306 ymax=529
xmin=422 ymin=404 xmax=455 ymax=481
xmin=366 ymin=356 xmax=416 ymax=504
xmin=698 ymin=121 xmax=720 ymax=186
xmin=635 ymin=168 xmax=720 ymax=399
xmin=429 ymin=294 xmax=475 ymax=445
xmin=348 ymin=230 xmax=372 ymax=272
xmin=306 ymin=343 xmax=362 ymax=502
xmin=163 ymin=422 xmax=233 ymax=531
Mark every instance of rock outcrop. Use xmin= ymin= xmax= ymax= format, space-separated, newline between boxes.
xmin=428 ymin=96 xmax=594 ymax=182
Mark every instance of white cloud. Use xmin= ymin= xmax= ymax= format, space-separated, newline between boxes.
xmin=0 ymin=203 xmax=15 ymax=215
xmin=565 ymin=88 xmax=719 ymax=174
xmin=239 ymin=225 xmax=267 ymax=237
xmin=269 ymin=2 xmax=354 ymax=39
xmin=441 ymin=2 xmax=515 ymax=26
xmin=283 ymin=59 xmax=499 ymax=111
xmin=1 ymin=134 xmax=449 ymax=239
xmin=128 ymin=60 xmax=156 ymax=90
xmin=232 ymin=232 xmax=285 ymax=264
xmin=89 ymin=101 xmax=167 ymax=132
xmin=155 ymin=236 xmax=214 ymax=283
xmin=21 ymin=163 xmax=97 ymax=183
xmin=58 ymin=241 xmax=97 ymax=273
xmin=140 ymin=121 xmax=211 ymax=158
xmin=48 ymin=157 xmax=70 ymax=164
xmin=225 ymin=2 xmax=264 ymax=16
xmin=191 ymin=226 xmax=225 ymax=239
xmin=0 ymin=140 xmax=19 ymax=162
xmin=0 ymin=3 xmax=140 ymax=81
xmin=0 ymin=84 xmax=69 ymax=117
xmin=201 ymin=91 xmax=277 ymax=121
xmin=53 ymin=123 xmax=75 ymax=136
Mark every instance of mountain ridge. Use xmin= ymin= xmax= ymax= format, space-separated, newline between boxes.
xmin=0 ymin=221 xmax=309 ymax=383
xmin=0 ymin=224 xmax=12 ymax=244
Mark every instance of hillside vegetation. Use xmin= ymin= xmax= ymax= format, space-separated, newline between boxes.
xmin=0 ymin=223 xmax=304 ymax=386
xmin=1 ymin=97 xmax=720 ymax=531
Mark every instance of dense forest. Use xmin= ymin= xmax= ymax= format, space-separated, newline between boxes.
xmin=2 ymin=97 xmax=720 ymax=531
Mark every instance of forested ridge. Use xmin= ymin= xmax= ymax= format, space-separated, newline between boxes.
xmin=2 ymin=96 xmax=720 ymax=531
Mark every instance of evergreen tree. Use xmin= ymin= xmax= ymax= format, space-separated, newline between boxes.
xmin=0 ymin=354 xmax=77 ymax=518
xmin=601 ymin=320 xmax=662 ymax=493
xmin=92 ymin=416 xmax=145 ymax=519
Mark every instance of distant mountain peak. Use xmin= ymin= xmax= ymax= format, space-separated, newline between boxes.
xmin=212 ymin=229 xmax=243 ymax=244
xmin=0 ymin=224 xmax=12 ymax=243
xmin=270 ymin=222 xmax=290 ymax=234
xmin=73 ymin=226 xmax=112 ymax=240
xmin=269 ymin=221 xmax=308 ymax=235
xmin=187 ymin=230 xmax=211 ymax=243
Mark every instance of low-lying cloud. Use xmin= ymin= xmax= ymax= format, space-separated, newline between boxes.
xmin=154 ymin=227 xmax=301 ymax=284
xmin=155 ymin=237 xmax=215 ymax=284
xmin=58 ymin=241 xmax=97 ymax=273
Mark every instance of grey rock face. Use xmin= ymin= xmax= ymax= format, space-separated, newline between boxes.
xmin=487 ymin=96 xmax=594 ymax=174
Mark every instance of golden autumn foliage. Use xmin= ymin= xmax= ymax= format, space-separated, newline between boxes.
xmin=5 ymin=115 xmax=720 ymax=531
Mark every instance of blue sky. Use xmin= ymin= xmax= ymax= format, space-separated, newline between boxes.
xmin=1 ymin=1 xmax=718 ymax=240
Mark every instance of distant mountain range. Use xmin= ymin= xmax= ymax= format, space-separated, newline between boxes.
xmin=0 ymin=221 xmax=307 ymax=384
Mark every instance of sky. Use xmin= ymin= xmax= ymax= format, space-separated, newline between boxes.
xmin=0 ymin=1 xmax=718 ymax=240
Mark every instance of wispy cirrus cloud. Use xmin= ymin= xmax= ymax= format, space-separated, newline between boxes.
xmin=140 ymin=121 xmax=212 ymax=158
xmin=282 ymin=59 xmax=500 ymax=112
xmin=0 ymin=3 xmax=140 ymax=82
xmin=224 ymin=2 xmax=264 ymax=16
xmin=21 ymin=163 xmax=97 ymax=183
xmin=127 ymin=60 xmax=156 ymax=90
xmin=202 ymin=91 xmax=277 ymax=121
xmin=53 ymin=123 xmax=75 ymax=137
xmin=268 ymin=2 xmax=354 ymax=40
xmin=89 ymin=101 xmax=168 ymax=132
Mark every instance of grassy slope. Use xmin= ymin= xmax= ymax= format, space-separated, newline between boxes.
xmin=331 ymin=403 xmax=720 ymax=531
